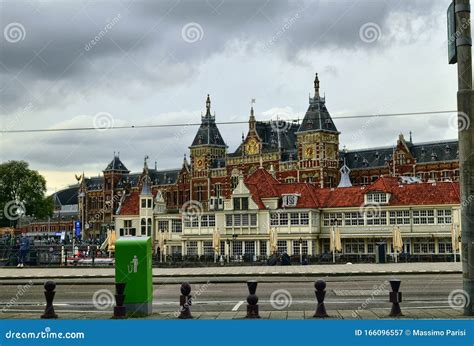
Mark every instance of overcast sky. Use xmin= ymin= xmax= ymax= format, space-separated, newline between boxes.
xmin=0 ymin=0 xmax=460 ymax=194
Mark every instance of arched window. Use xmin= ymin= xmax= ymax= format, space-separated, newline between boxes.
xmin=147 ymin=218 xmax=152 ymax=236
xmin=141 ymin=218 xmax=146 ymax=235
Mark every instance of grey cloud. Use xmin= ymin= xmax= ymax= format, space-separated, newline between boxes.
xmin=0 ymin=0 xmax=441 ymax=114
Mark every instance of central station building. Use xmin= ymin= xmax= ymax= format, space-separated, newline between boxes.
xmin=48 ymin=73 xmax=461 ymax=259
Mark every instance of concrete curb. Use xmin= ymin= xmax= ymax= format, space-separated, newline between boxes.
xmin=0 ymin=269 xmax=461 ymax=282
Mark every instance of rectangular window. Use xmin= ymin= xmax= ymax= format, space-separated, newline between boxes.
xmin=242 ymin=214 xmax=249 ymax=226
xmin=344 ymin=240 xmax=365 ymax=254
xmin=367 ymin=193 xmax=387 ymax=204
xmin=277 ymin=240 xmax=287 ymax=254
xmin=226 ymin=214 xmax=233 ymax=227
xmin=389 ymin=210 xmax=410 ymax=225
xmin=244 ymin=241 xmax=256 ymax=255
xmin=170 ymin=245 xmax=182 ymax=255
xmin=215 ymin=184 xmax=222 ymax=198
xmin=279 ymin=213 xmax=288 ymax=226
xmin=250 ymin=214 xmax=257 ymax=226
xmin=270 ymin=213 xmax=279 ymax=226
xmin=234 ymin=214 xmax=241 ymax=226
xmin=413 ymin=239 xmax=435 ymax=254
xmin=413 ymin=210 xmax=435 ymax=225
xmin=200 ymin=214 xmax=215 ymax=228
xmin=232 ymin=241 xmax=243 ymax=256
xmin=437 ymin=209 xmax=452 ymax=224
xmin=366 ymin=211 xmax=387 ymax=225
xmin=141 ymin=199 xmax=147 ymax=208
xmin=233 ymin=197 xmax=241 ymax=210
xmin=300 ymin=212 xmax=309 ymax=225
xmin=292 ymin=240 xmax=308 ymax=255
xmin=323 ymin=212 xmax=343 ymax=226
xmin=203 ymin=241 xmax=213 ymax=255
xmin=157 ymin=220 xmax=169 ymax=231
xmin=344 ymin=212 xmax=364 ymax=226
xmin=187 ymin=241 xmax=198 ymax=256
xmin=171 ymin=219 xmax=182 ymax=233
xmin=290 ymin=213 xmax=299 ymax=225
xmin=260 ymin=241 xmax=267 ymax=257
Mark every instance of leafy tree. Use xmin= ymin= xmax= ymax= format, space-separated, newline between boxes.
xmin=0 ymin=160 xmax=53 ymax=227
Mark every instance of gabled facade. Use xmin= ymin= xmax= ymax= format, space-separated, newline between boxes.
xmin=115 ymin=166 xmax=461 ymax=259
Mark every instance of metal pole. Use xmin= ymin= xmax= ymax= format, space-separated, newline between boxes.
xmin=455 ymin=0 xmax=474 ymax=316
xmin=332 ymin=227 xmax=335 ymax=264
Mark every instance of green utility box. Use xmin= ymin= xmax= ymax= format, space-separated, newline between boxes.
xmin=115 ymin=236 xmax=153 ymax=315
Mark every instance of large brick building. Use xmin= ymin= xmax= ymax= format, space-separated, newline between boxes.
xmin=48 ymin=74 xmax=460 ymax=247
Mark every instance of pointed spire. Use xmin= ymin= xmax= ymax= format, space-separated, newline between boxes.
xmin=205 ymin=94 xmax=211 ymax=117
xmin=314 ymin=73 xmax=320 ymax=99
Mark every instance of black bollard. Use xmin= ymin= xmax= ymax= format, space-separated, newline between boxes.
xmin=389 ymin=279 xmax=403 ymax=317
xmin=41 ymin=281 xmax=58 ymax=319
xmin=246 ymin=280 xmax=260 ymax=318
xmin=113 ymin=282 xmax=126 ymax=319
xmin=313 ymin=279 xmax=328 ymax=318
xmin=178 ymin=282 xmax=193 ymax=319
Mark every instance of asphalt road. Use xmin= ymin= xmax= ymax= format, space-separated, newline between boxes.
xmin=0 ymin=274 xmax=461 ymax=316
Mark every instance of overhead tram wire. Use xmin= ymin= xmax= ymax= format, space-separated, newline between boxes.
xmin=0 ymin=110 xmax=457 ymax=134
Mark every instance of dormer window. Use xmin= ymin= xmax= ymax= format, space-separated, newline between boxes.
xmin=366 ymin=192 xmax=389 ymax=204
xmin=233 ymin=197 xmax=249 ymax=210
xmin=282 ymin=194 xmax=299 ymax=207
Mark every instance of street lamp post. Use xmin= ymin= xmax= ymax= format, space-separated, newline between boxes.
xmin=450 ymin=0 xmax=474 ymax=315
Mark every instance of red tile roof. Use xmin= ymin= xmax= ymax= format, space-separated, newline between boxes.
xmin=119 ymin=191 xmax=140 ymax=215
xmin=117 ymin=170 xmax=461 ymax=216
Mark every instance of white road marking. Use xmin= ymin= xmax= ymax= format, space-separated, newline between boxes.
xmin=231 ymin=300 xmax=245 ymax=311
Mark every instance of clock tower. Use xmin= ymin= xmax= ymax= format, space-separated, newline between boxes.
xmin=243 ymin=105 xmax=262 ymax=156
xmin=189 ymin=94 xmax=227 ymax=205
xmin=296 ymin=73 xmax=340 ymax=188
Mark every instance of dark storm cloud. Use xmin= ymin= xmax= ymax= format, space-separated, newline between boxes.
xmin=0 ymin=0 xmax=440 ymax=114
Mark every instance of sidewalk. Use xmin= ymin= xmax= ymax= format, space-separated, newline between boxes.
xmin=0 ymin=262 xmax=461 ymax=280
xmin=0 ymin=308 xmax=470 ymax=320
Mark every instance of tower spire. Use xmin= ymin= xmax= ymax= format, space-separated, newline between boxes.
xmin=314 ymin=73 xmax=320 ymax=99
xmin=205 ymin=94 xmax=211 ymax=117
